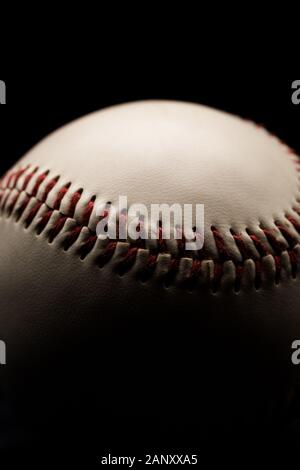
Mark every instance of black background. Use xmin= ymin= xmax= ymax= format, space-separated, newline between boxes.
xmin=0 ymin=76 xmax=299 ymax=175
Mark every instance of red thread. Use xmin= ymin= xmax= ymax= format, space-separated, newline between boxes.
xmin=1 ymin=164 xmax=300 ymax=290
xmin=7 ymin=167 xmax=27 ymax=188
xmin=82 ymin=198 xmax=95 ymax=225
xmin=69 ymin=191 xmax=83 ymax=217
xmin=248 ymin=233 xmax=269 ymax=257
xmin=42 ymin=177 xmax=60 ymax=202
xmin=262 ymin=229 xmax=286 ymax=253
xmin=211 ymin=227 xmax=231 ymax=262
xmin=78 ymin=234 xmax=97 ymax=259
xmin=25 ymin=202 xmax=42 ymax=227
xmin=36 ymin=210 xmax=54 ymax=234
xmin=65 ymin=226 xmax=83 ymax=247
xmin=118 ymin=246 xmax=139 ymax=275
xmin=97 ymin=241 xmax=117 ymax=268
xmin=191 ymin=259 xmax=202 ymax=276
xmin=48 ymin=216 xmax=68 ymax=242
xmin=22 ymin=168 xmax=38 ymax=191
xmin=0 ymin=191 xmax=10 ymax=210
xmin=53 ymin=185 xmax=70 ymax=210
xmin=32 ymin=172 xmax=49 ymax=197
xmin=287 ymin=216 xmax=300 ymax=233
xmin=231 ymin=231 xmax=249 ymax=260
xmin=14 ymin=196 xmax=30 ymax=221
xmin=276 ymin=223 xmax=298 ymax=247
xmin=6 ymin=193 xmax=19 ymax=215
xmin=146 ymin=254 xmax=158 ymax=270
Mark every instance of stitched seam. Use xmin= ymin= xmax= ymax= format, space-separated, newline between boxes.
xmin=1 ymin=153 xmax=300 ymax=293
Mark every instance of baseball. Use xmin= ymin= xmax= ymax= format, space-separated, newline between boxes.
xmin=0 ymin=100 xmax=300 ymax=448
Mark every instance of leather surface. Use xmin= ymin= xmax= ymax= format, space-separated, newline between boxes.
xmin=13 ymin=100 xmax=300 ymax=229
xmin=0 ymin=100 xmax=300 ymax=443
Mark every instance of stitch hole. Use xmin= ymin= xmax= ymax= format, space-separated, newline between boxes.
xmin=14 ymin=197 xmax=31 ymax=222
xmin=163 ymin=278 xmax=172 ymax=289
xmin=47 ymin=216 xmax=68 ymax=244
xmin=96 ymin=241 xmax=117 ymax=269
xmin=116 ymin=247 xmax=139 ymax=277
xmin=162 ymin=259 xmax=179 ymax=289
xmin=254 ymin=261 xmax=262 ymax=290
xmin=138 ymin=254 xmax=157 ymax=283
xmin=234 ymin=264 xmax=243 ymax=293
xmin=63 ymin=226 xmax=83 ymax=252
xmin=288 ymin=250 xmax=298 ymax=279
xmin=139 ymin=273 xmax=151 ymax=285
xmin=78 ymin=234 xmax=97 ymax=259
xmin=183 ymin=277 xmax=198 ymax=293
xmin=24 ymin=202 xmax=42 ymax=229
xmin=211 ymin=261 xmax=222 ymax=294
xmin=5 ymin=193 xmax=20 ymax=217
xmin=183 ymin=260 xmax=202 ymax=292
xmin=211 ymin=285 xmax=219 ymax=295
xmin=35 ymin=210 xmax=53 ymax=235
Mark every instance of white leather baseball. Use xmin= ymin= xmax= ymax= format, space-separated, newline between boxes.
xmin=1 ymin=100 xmax=300 ymax=437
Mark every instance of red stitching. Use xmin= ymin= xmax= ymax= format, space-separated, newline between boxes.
xmin=42 ymin=177 xmax=60 ymax=202
xmin=25 ymin=201 xmax=43 ymax=227
xmin=15 ymin=195 xmax=31 ymax=221
xmin=145 ymin=253 xmax=158 ymax=272
xmin=0 ymin=164 xmax=300 ymax=291
xmin=22 ymin=167 xmax=38 ymax=191
xmin=7 ymin=167 xmax=28 ymax=188
xmin=276 ymin=223 xmax=298 ymax=247
xmin=32 ymin=171 xmax=49 ymax=197
xmin=0 ymin=191 xmax=10 ymax=211
xmin=78 ymin=234 xmax=97 ymax=259
xmin=287 ymin=216 xmax=300 ymax=233
xmin=211 ymin=227 xmax=231 ymax=262
xmin=48 ymin=216 xmax=68 ymax=243
xmin=6 ymin=193 xmax=19 ymax=216
xmin=247 ymin=232 xmax=269 ymax=257
xmin=97 ymin=241 xmax=117 ymax=268
xmin=36 ymin=210 xmax=54 ymax=234
xmin=53 ymin=184 xmax=71 ymax=210
xmin=82 ymin=198 xmax=95 ymax=225
xmin=118 ymin=246 xmax=139 ymax=275
xmin=69 ymin=190 xmax=83 ymax=217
